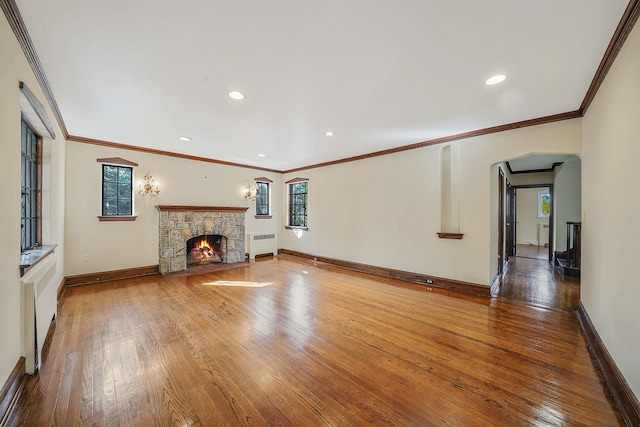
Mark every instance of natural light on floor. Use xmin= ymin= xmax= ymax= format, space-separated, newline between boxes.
xmin=202 ymin=281 xmax=274 ymax=288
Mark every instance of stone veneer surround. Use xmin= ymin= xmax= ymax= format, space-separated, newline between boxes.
xmin=156 ymin=206 xmax=248 ymax=274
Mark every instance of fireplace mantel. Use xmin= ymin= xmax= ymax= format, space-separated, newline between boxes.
xmin=156 ymin=205 xmax=249 ymax=213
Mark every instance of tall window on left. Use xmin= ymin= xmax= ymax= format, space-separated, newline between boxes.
xmin=102 ymin=165 xmax=133 ymax=216
xmin=21 ymin=117 xmax=41 ymax=250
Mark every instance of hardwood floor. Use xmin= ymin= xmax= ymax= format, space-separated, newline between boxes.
xmin=8 ymin=256 xmax=621 ymax=426
xmin=493 ymin=252 xmax=581 ymax=311
xmin=514 ymin=244 xmax=548 ymax=260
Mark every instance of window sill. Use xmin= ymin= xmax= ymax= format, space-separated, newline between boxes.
xmin=437 ymin=232 xmax=463 ymax=239
xmin=98 ymin=215 xmax=137 ymax=222
xmin=255 ymin=215 xmax=273 ymax=219
xmin=20 ymin=244 xmax=58 ymax=276
xmin=285 ymin=226 xmax=308 ymax=231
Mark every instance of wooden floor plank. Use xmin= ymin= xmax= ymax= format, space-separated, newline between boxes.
xmin=8 ymin=257 xmax=622 ymax=426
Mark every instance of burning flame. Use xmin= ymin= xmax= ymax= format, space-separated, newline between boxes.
xmin=194 ymin=239 xmax=211 ymax=252
xmin=188 ymin=236 xmax=223 ymax=265
xmin=190 ymin=238 xmax=214 ymax=261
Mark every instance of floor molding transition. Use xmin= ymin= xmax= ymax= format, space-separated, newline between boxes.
xmin=278 ymin=249 xmax=490 ymax=297
xmin=0 ymin=357 xmax=25 ymax=425
xmin=577 ymin=301 xmax=640 ymax=426
xmin=64 ymin=265 xmax=160 ymax=287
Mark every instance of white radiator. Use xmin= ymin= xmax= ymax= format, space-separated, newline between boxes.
xmin=538 ymin=223 xmax=550 ymax=246
xmin=247 ymin=232 xmax=277 ymax=259
xmin=21 ymin=254 xmax=57 ymax=374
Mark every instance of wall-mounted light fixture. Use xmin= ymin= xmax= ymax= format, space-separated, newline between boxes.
xmin=138 ymin=173 xmax=160 ymax=197
xmin=243 ymin=184 xmax=258 ymax=201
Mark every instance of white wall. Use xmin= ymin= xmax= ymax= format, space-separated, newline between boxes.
xmin=0 ymin=16 xmax=66 ymax=384
xmin=581 ymin=19 xmax=640 ymax=397
xmin=64 ymin=142 xmax=282 ymax=275
xmin=516 ymin=187 xmax=549 ymax=246
xmin=283 ymin=119 xmax=581 ymax=286
xmin=553 ymin=156 xmax=581 ymax=252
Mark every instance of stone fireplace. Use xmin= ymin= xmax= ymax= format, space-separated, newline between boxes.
xmin=156 ymin=205 xmax=248 ymax=274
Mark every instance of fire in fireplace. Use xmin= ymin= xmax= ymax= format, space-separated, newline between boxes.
xmin=186 ymin=235 xmax=227 ymax=266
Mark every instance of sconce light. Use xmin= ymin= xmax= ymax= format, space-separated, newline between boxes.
xmin=138 ymin=173 xmax=160 ymax=197
xmin=243 ymin=184 xmax=258 ymax=201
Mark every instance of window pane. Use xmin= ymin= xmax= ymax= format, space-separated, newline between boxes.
xmin=103 ymin=165 xmax=117 ymax=182
xmin=31 ymin=167 xmax=37 ymax=189
xmin=24 ymin=158 xmax=30 ymax=188
xmin=30 ymin=218 xmax=37 ymax=244
xmin=118 ymin=200 xmax=132 ymax=215
xmin=30 ymin=190 xmax=37 ymax=216
xmin=21 ymin=121 xmax=27 ymax=152
xmin=118 ymin=167 xmax=132 ymax=183
xmin=24 ymin=220 xmax=30 ymax=245
xmin=25 ymin=128 xmax=32 ymax=156
xmin=118 ymin=183 xmax=132 ymax=199
xmin=103 ymin=183 xmax=117 ymax=199
xmin=103 ymin=200 xmax=118 ymax=215
xmin=25 ymin=194 xmax=31 ymax=217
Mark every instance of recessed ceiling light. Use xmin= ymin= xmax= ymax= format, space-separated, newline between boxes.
xmin=485 ymin=74 xmax=506 ymax=85
xmin=179 ymin=136 xmax=191 ymax=142
xmin=325 ymin=131 xmax=334 ymax=137
xmin=258 ymin=153 xmax=266 ymax=157
xmin=228 ymin=91 xmax=245 ymax=100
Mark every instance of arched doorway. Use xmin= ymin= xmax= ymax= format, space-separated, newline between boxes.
xmin=492 ymin=154 xmax=581 ymax=309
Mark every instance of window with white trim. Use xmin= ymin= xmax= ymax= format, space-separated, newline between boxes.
xmin=288 ymin=180 xmax=308 ymax=228
xmin=97 ymin=157 xmax=138 ymax=221
xmin=102 ymin=164 xmax=133 ymax=216
xmin=255 ymin=181 xmax=270 ymax=216
xmin=21 ymin=116 xmax=41 ymax=250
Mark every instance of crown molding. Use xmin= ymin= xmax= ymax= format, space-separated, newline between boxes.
xmin=283 ymin=111 xmax=581 ymax=174
xmin=580 ymin=0 xmax=640 ymax=114
xmin=1 ymin=0 xmax=68 ymax=137
xmin=67 ymin=135 xmax=281 ymax=173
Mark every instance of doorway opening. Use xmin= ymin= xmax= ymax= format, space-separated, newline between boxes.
xmin=492 ymin=154 xmax=582 ymax=309
xmin=512 ymin=185 xmax=553 ymax=262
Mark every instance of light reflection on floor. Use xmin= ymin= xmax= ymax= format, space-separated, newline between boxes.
xmin=202 ymin=280 xmax=273 ymax=287
xmin=247 ymin=271 xmax=316 ymax=348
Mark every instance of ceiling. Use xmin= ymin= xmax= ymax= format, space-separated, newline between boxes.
xmin=14 ymin=0 xmax=630 ymax=171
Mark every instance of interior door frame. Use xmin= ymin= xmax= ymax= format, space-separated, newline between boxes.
xmin=511 ymin=184 xmax=554 ymax=263
xmin=506 ymin=179 xmax=515 ymax=260
xmin=498 ymin=168 xmax=505 ymax=274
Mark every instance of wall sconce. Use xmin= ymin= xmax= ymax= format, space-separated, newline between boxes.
xmin=243 ymin=184 xmax=258 ymax=201
xmin=138 ymin=173 xmax=160 ymax=197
